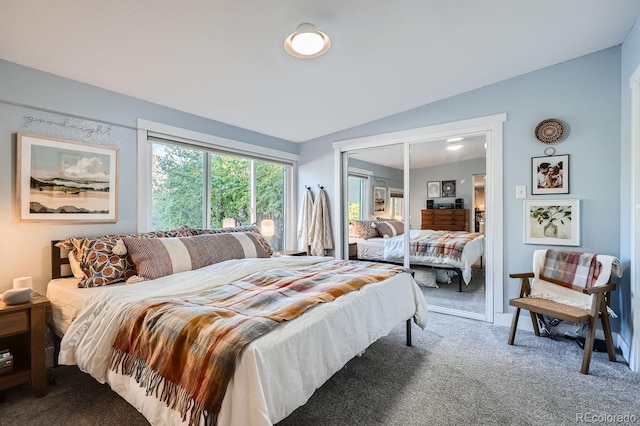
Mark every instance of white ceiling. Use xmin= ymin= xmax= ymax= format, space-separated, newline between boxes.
xmin=1 ymin=1 xmax=639 ymax=143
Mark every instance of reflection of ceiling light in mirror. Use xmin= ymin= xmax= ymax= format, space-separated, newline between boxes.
xmin=446 ymin=144 xmax=463 ymax=151
xmin=284 ymin=23 xmax=331 ymax=58
xmin=484 ymin=142 xmax=487 ymax=149
xmin=446 ymin=137 xmax=464 ymax=142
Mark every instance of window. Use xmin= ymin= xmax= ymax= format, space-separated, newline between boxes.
xmin=147 ymin=136 xmax=291 ymax=252
xmin=388 ymin=188 xmax=404 ymax=220
xmin=347 ymin=174 xmax=369 ymax=220
xmin=152 ymin=143 xmax=205 ymax=229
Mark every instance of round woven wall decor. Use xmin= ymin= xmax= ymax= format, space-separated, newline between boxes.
xmin=534 ymin=118 xmax=565 ymax=144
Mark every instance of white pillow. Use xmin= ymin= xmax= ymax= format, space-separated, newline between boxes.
xmin=68 ymin=252 xmax=85 ymax=279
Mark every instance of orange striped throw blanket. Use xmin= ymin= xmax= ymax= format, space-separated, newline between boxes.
xmin=109 ymin=260 xmax=405 ymax=425
xmin=411 ymin=231 xmax=481 ymax=262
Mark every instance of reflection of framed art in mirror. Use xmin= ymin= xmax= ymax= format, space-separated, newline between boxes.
xmin=427 ymin=181 xmax=441 ymax=198
xmin=373 ymin=186 xmax=387 ymax=214
xmin=441 ymin=180 xmax=456 ymax=198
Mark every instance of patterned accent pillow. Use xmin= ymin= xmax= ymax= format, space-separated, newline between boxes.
xmin=349 ymin=220 xmax=378 ymax=240
xmin=124 ymin=232 xmax=270 ymax=280
xmin=56 ymin=225 xmax=193 ymax=287
xmin=375 ymin=220 xmax=405 ymax=238
xmin=191 ymin=225 xmax=273 ymax=255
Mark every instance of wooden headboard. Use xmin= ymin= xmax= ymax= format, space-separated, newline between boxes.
xmin=51 ymin=241 xmax=73 ymax=279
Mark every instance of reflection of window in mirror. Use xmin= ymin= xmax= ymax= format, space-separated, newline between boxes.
xmin=389 ymin=188 xmax=404 ymax=220
xmin=348 ymin=174 xmax=369 ymax=220
xmin=473 ymin=174 xmax=486 ymax=233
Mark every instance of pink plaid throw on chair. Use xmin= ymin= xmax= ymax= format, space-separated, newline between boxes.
xmin=539 ymin=249 xmax=601 ymax=290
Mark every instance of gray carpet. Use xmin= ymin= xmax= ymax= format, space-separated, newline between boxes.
xmin=418 ymin=266 xmax=485 ymax=314
xmin=2 ymin=313 xmax=639 ymax=425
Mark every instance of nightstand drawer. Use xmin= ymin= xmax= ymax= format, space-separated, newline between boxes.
xmin=0 ymin=311 xmax=29 ymax=337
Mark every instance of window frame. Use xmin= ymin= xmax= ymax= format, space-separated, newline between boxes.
xmin=388 ymin=187 xmax=404 ymax=220
xmin=137 ymin=120 xmax=299 ymax=249
xmin=347 ymin=167 xmax=372 ymax=220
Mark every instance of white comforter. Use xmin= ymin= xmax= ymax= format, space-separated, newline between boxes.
xmin=59 ymin=256 xmax=428 ymax=426
xmin=355 ymin=230 xmax=485 ymax=284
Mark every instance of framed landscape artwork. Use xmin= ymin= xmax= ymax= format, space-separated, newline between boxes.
xmin=523 ymin=199 xmax=579 ymax=246
xmin=17 ymin=133 xmax=119 ymax=222
xmin=532 ymin=154 xmax=569 ymax=195
xmin=373 ymin=186 xmax=387 ymax=214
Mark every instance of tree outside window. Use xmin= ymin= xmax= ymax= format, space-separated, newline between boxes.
xmin=151 ymin=143 xmax=287 ymax=251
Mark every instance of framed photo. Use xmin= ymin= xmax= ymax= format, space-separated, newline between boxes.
xmin=532 ymin=154 xmax=569 ymax=195
xmin=523 ymin=199 xmax=579 ymax=246
xmin=17 ymin=133 xmax=118 ymax=222
xmin=427 ymin=181 xmax=441 ymax=198
xmin=441 ymin=180 xmax=456 ymax=198
xmin=373 ymin=186 xmax=387 ymax=214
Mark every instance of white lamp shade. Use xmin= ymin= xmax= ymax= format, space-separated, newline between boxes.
xmin=222 ymin=218 xmax=236 ymax=228
xmin=261 ymin=219 xmax=275 ymax=237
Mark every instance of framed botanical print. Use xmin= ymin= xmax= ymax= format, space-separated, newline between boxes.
xmin=523 ymin=199 xmax=579 ymax=246
xmin=17 ymin=133 xmax=119 ymax=222
xmin=532 ymin=154 xmax=569 ymax=195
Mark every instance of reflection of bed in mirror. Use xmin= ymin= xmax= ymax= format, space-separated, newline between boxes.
xmin=350 ymin=226 xmax=485 ymax=292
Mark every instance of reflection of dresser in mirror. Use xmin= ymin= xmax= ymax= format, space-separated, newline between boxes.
xmin=421 ymin=209 xmax=469 ymax=231
xmin=473 ymin=174 xmax=486 ymax=233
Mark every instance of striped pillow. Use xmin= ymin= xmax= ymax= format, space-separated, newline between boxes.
xmin=190 ymin=225 xmax=273 ymax=255
xmin=374 ymin=220 xmax=404 ymax=238
xmin=123 ymin=232 xmax=270 ymax=280
xmin=55 ymin=225 xmax=193 ymax=287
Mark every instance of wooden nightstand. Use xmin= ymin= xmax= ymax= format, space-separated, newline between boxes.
xmin=278 ymin=250 xmax=307 ymax=256
xmin=0 ymin=295 xmax=49 ymax=397
xmin=348 ymin=243 xmax=358 ymax=259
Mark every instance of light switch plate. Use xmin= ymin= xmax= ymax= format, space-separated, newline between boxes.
xmin=516 ymin=185 xmax=526 ymax=199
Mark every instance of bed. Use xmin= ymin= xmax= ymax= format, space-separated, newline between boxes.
xmin=47 ymin=230 xmax=428 ymax=426
xmin=351 ymin=228 xmax=485 ymax=291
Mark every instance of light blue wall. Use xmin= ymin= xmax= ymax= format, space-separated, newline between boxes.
xmin=620 ymin=19 xmax=640 ymax=350
xmin=409 ymin=158 xmax=486 ymax=230
xmin=0 ymin=58 xmax=297 ymax=293
xmin=348 ymin=158 xmax=403 ymax=189
xmin=300 ymin=47 xmax=623 ymax=329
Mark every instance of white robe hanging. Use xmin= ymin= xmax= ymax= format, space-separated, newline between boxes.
xmin=296 ymin=189 xmax=314 ymax=251
xmin=309 ymin=188 xmax=333 ymax=256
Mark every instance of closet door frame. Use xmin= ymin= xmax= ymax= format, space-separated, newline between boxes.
xmin=333 ymin=113 xmax=506 ymax=323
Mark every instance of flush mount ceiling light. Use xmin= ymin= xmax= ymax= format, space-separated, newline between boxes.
xmin=446 ymin=137 xmax=464 ymax=151
xmin=284 ymin=23 xmax=331 ymax=58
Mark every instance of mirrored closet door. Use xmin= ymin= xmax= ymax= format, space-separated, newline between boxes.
xmin=408 ymin=137 xmax=487 ymax=319
xmin=339 ymin=134 xmax=489 ymax=321
xmin=344 ymin=144 xmax=405 ymax=263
